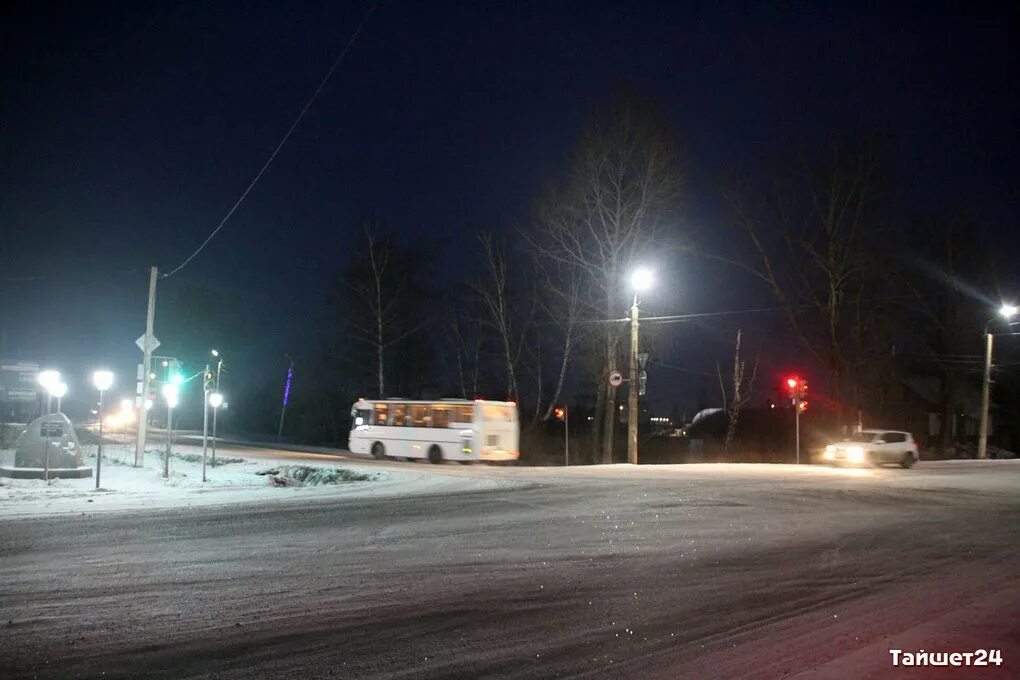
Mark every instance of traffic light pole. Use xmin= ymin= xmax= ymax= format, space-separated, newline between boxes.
xmin=795 ymin=397 xmax=801 ymax=465
xmin=564 ymin=406 xmax=570 ymax=467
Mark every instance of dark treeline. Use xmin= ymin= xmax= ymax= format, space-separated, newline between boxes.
xmin=214 ymin=87 xmax=1017 ymax=462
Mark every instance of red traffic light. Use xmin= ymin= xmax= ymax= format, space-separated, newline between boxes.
xmin=786 ymin=378 xmax=798 ymax=390
xmin=798 ymin=400 xmax=808 ymax=412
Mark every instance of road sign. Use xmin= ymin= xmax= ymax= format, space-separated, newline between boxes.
xmin=608 ymin=370 xmax=623 ymax=388
xmin=0 ymin=361 xmax=40 ymax=402
xmin=135 ymin=334 xmax=161 ymax=352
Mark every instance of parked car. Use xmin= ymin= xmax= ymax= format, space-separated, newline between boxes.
xmin=822 ymin=430 xmax=919 ymax=468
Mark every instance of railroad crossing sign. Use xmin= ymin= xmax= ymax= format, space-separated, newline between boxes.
xmin=608 ymin=370 xmax=623 ymax=388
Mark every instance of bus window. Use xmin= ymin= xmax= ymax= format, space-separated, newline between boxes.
xmin=432 ymin=405 xmax=450 ymax=428
xmin=482 ymin=404 xmax=514 ymax=422
xmin=373 ymin=403 xmax=389 ymax=426
xmin=453 ymin=405 xmax=474 ymax=423
xmin=389 ymin=403 xmax=408 ymax=427
xmin=411 ymin=404 xmax=429 ymax=427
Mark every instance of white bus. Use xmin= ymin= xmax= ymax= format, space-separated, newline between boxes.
xmin=348 ymin=398 xmax=519 ymax=464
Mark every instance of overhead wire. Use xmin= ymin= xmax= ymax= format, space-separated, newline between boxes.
xmin=161 ymin=1 xmax=381 ymax=279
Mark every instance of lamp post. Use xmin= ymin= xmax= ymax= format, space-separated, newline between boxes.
xmin=92 ymin=370 xmax=114 ymax=489
xmin=978 ymin=303 xmax=1018 ymax=459
xmin=161 ymin=381 xmax=180 ymax=478
xmin=38 ymin=370 xmax=60 ymax=415
xmin=628 ymin=267 xmax=653 ymax=465
xmin=52 ymin=382 xmax=68 ymax=413
xmin=211 ymin=349 xmax=223 ymax=465
xmin=207 ymin=391 xmax=223 ymax=471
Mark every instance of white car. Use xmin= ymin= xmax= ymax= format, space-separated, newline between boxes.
xmin=822 ymin=429 xmax=919 ymax=468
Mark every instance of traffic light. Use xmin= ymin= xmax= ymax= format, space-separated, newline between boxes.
xmin=553 ymin=407 xmax=565 ymax=422
xmin=797 ymin=380 xmax=808 ymax=401
xmin=786 ymin=377 xmax=798 ymax=392
xmin=798 ymin=400 xmax=808 ymax=413
xmin=204 ymin=370 xmax=215 ymax=391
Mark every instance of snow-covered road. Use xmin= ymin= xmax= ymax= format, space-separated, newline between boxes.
xmin=2 ymin=460 xmax=1018 ymax=678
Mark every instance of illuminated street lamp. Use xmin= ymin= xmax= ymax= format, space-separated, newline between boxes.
xmin=51 ymin=382 xmax=68 ymax=413
xmin=161 ymin=382 xmax=179 ymax=478
xmin=627 ymin=267 xmax=654 ymax=465
xmin=38 ymin=369 xmax=61 ymax=414
xmin=92 ymin=370 xmax=114 ymax=489
xmin=210 ymin=349 xmax=224 ymax=466
xmin=978 ymin=303 xmax=1018 ymax=459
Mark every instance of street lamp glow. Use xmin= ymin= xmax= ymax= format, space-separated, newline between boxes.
xmin=162 ymin=382 xmax=180 ymax=409
xmin=120 ymin=398 xmax=134 ymax=412
xmin=38 ymin=370 xmax=61 ymax=391
xmin=208 ymin=392 xmax=224 ymax=408
xmin=51 ymin=382 xmax=68 ymax=399
xmin=92 ymin=370 xmax=114 ymax=391
xmin=999 ymin=303 xmax=1018 ymax=319
xmin=630 ymin=267 xmax=654 ymax=293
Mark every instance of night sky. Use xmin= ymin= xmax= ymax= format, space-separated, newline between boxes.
xmin=1 ymin=1 xmax=1015 ymax=416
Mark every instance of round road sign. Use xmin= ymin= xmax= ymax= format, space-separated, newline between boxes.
xmin=608 ymin=370 xmax=623 ymax=387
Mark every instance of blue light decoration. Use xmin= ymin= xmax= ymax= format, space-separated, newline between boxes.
xmin=282 ymin=366 xmax=294 ymax=406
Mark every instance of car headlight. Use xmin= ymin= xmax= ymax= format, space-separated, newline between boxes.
xmin=848 ymin=446 xmax=864 ymax=463
xmin=823 ymin=445 xmax=835 ymax=460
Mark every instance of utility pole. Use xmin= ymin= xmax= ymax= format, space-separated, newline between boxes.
xmin=978 ymin=331 xmax=993 ymax=460
xmin=135 ymin=266 xmax=158 ymax=467
xmin=628 ymin=298 xmax=639 ymax=465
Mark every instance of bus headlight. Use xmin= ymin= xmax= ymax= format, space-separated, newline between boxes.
xmin=847 ymin=447 xmax=865 ymax=463
xmin=823 ymin=445 xmax=835 ymax=460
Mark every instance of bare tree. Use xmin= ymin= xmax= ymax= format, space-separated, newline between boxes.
xmin=717 ymin=135 xmax=887 ymax=425
xmin=474 ymin=231 xmax=530 ymax=401
xmin=528 ymin=88 xmax=685 ymax=463
xmin=335 ymin=224 xmax=427 ymax=398
xmin=722 ymin=330 xmax=758 ymax=453
xmin=535 ymin=263 xmax=586 ymax=422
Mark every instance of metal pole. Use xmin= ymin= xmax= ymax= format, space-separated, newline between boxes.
xmin=56 ymin=397 xmax=61 ymax=413
xmin=135 ymin=266 xmax=158 ymax=467
xmin=47 ymin=394 xmax=53 ymax=414
xmin=978 ymin=331 xmax=993 ymax=460
xmin=795 ymin=399 xmax=801 ymax=464
xmin=164 ymin=404 xmax=172 ymax=478
xmin=45 ymin=439 xmax=50 ymax=484
xmin=211 ymin=358 xmax=221 ymax=465
xmin=628 ymin=299 xmax=639 ymax=465
xmin=564 ymin=406 xmax=570 ymax=467
xmin=202 ymin=364 xmax=209 ymax=483
xmin=96 ymin=389 xmax=104 ymax=488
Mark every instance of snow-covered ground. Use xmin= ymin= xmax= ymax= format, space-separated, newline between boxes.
xmin=0 ymin=440 xmax=514 ymax=519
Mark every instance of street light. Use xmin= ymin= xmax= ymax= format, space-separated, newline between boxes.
xmin=210 ymin=349 xmax=224 ymax=466
xmin=161 ymin=382 xmax=179 ymax=478
xmin=51 ymin=382 xmax=68 ymax=413
xmin=627 ymin=267 xmax=653 ymax=465
xmin=92 ymin=370 xmax=114 ymax=489
xmin=978 ymin=303 xmax=1018 ymax=459
xmin=38 ymin=369 xmax=61 ymax=414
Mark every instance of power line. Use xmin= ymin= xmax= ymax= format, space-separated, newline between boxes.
xmin=161 ymin=1 xmax=381 ymax=279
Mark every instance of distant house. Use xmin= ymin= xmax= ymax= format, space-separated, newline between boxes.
xmin=882 ymin=374 xmax=987 ymax=449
